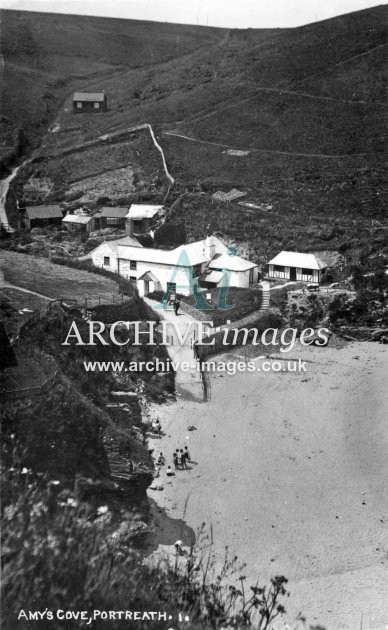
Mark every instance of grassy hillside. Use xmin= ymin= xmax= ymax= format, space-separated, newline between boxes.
xmin=0 ymin=250 xmax=123 ymax=304
xmin=0 ymin=9 xmax=223 ymax=153
xmin=2 ymin=6 xmax=387 ymax=261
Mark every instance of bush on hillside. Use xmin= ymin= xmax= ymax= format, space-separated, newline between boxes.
xmin=89 ymin=300 xmax=158 ymax=324
xmin=1 ymin=383 xmax=109 ymax=485
xmin=1 ymin=474 xmax=290 ymax=630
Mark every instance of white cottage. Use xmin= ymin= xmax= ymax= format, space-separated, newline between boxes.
xmin=201 ymin=252 xmax=259 ymax=288
xmin=87 ymin=236 xmax=143 ymax=268
xmin=89 ymin=236 xmax=253 ymax=297
xmin=267 ymin=251 xmax=328 ymax=284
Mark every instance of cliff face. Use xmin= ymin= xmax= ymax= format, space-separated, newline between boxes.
xmin=1 ymin=299 xmax=174 ymax=517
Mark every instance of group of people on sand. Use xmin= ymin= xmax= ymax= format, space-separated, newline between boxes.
xmin=151 ymin=419 xmax=162 ymax=434
xmin=154 ymin=446 xmax=192 ymax=478
xmin=166 ymin=447 xmax=191 ymax=475
xmin=172 ymin=447 xmax=191 ymax=470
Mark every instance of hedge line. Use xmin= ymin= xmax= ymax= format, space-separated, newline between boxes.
xmin=50 ymin=256 xmax=135 ymax=297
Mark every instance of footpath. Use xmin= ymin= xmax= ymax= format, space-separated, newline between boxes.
xmin=144 ymin=298 xmax=205 ymax=402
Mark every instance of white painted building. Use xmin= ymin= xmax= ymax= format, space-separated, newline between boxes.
xmin=89 ymin=236 xmax=257 ymax=297
xmin=201 ymin=252 xmax=259 ymax=288
xmin=267 ymin=251 xmax=328 ymax=284
xmin=86 ymin=236 xmax=142 ymax=266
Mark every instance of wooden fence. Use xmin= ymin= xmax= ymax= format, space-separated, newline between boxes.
xmin=0 ymin=369 xmax=59 ymax=403
xmin=193 ymin=343 xmax=211 ymax=402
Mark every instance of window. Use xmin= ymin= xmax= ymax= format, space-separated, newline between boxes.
xmin=274 ymin=265 xmax=285 ymax=272
xmin=130 ymin=276 xmax=137 ymax=284
xmin=94 ymin=102 xmax=100 ymax=109
xmin=76 ymin=102 xmax=82 ymax=108
xmin=130 ymin=260 xmax=137 ymax=270
xmin=103 ymin=256 xmax=110 ymax=266
xmin=301 ymin=268 xmax=313 ymax=276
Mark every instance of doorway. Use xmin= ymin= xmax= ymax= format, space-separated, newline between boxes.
xmin=166 ymin=282 xmax=176 ymax=301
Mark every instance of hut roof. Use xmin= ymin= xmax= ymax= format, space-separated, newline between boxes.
xmin=25 ymin=205 xmax=62 ymax=219
xmin=268 ymin=251 xmax=328 ymax=270
xmin=73 ymin=92 xmax=105 ymax=102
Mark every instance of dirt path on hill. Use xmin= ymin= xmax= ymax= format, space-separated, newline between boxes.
xmin=144 ymin=298 xmax=204 ymax=401
xmin=163 ymin=130 xmax=374 ymax=158
xmin=147 ymin=340 xmax=388 ymax=630
xmin=0 ymin=270 xmax=52 ymax=301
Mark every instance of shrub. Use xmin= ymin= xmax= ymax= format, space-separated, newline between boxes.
xmin=1 ymin=476 xmax=291 ymax=630
xmin=1 ymin=383 xmax=109 ymax=482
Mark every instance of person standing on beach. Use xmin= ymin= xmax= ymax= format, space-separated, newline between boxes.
xmin=174 ymin=299 xmax=181 ymax=316
xmin=184 ymin=446 xmax=191 ymax=463
xmin=180 ymin=449 xmax=187 ymax=469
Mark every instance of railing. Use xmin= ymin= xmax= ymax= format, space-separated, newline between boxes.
xmin=192 ymin=343 xmax=211 ymax=402
xmin=10 ymin=298 xmax=66 ymax=345
xmin=0 ymin=369 xmax=59 ymax=403
xmin=179 ymin=300 xmax=210 ymax=321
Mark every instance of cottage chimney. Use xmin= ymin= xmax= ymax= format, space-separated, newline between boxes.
xmin=205 ymin=235 xmax=216 ymax=260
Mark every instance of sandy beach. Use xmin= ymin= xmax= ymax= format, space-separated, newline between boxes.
xmin=147 ymin=340 xmax=388 ymax=630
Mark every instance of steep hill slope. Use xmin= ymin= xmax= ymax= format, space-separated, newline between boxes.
xmin=2 ymin=6 xmax=387 ymax=261
xmin=0 ymin=9 xmax=223 ymax=153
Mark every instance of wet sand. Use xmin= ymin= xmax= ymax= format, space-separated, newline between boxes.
xmin=147 ymin=340 xmax=388 ymax=630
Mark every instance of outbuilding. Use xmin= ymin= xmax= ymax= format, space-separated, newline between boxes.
xmin=23 ymin=205 xmax=63 ymax=230
xmin=72 ymin=92 xmax=107 ymax=113
xmin=94 ymin=207 xmax=129 ymax=230
xmin=126 ymin=204 xmax=164 ymax=234
xmin=62 ymin=213 xmax=96 ymax=234
xmin=267 ymin=251 xmax=328 ymax=284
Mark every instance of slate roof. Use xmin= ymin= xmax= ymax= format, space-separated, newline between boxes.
xmin=127 ymin=205 xmax=163 ymax=220
xmin=209 ymin=252 xmax=257 ymax=272
xmin=115 ymin=237 xmax=230 ymax=267
xmin=25 ymin=205 xmax=63 ymax=220
xmin=62 ymin=214 xmax=93 ymax=225
xmin=98 ymin=207 xmax=129 ymax=219
xmin=138 ymin=271 xmax=160 ymax=283
xmin=200 ymin=270 xmax=224 ymax=284
xmin=268 ymin=251 xmax=328 ymax=270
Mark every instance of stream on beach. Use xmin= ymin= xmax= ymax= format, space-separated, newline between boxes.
xmin=146 ymin=340 xmax=388 ymax=630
